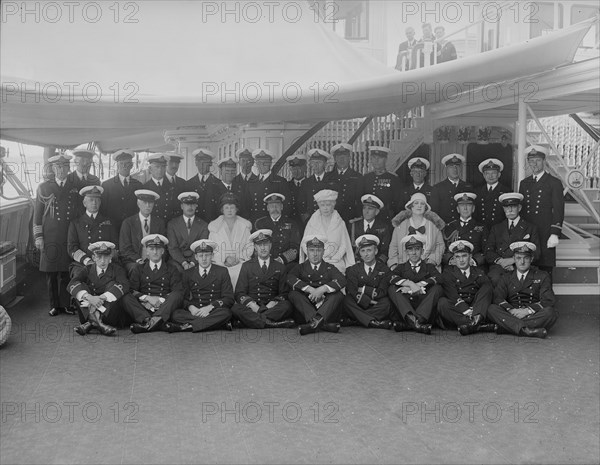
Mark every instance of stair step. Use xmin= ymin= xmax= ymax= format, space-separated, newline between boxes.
xmin=553 ymin=283 xmax=600 ymax=295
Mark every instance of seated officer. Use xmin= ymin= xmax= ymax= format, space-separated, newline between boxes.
xmin=437 ymin=240 xmax=495 ymax=336
xmin=342 ymin=234 xmax=393 ymax=329
xmin=168 ymin=240 xmax=234 ymax=333
xmin=486 ymin=192 xmax=540 ymax=287
xmin=487 ymin=242 xmax=558 ymax=338
xmin=349 ymin=194 xmax=392 ymax=263
xmin=68 ymin=241 xmax=129 ymax=337
xmin=442 ymin=192 xmax=487 ymax=268
xmin=287 ymin=235 xmax=346 ymax=335
xmin=167 ymin=191 xmax=209 ymax=271
xmin=254 ymin=193 xmax=301 ymax=271
xmin=126 ymin=235 xmax=184 ymax=333
xmin=388 ymin=234 xmax=442 ymax=335
xmin=120 ymin=189 xmax=166 ymax=273
xmin=231 ymin=229 xmax=295 ymax=329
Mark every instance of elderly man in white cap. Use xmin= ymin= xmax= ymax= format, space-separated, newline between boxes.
xmin=430 ymin=153 xmax=473 ymax=224
xmin=186 ymin=148 xmax=221 ymax=222
xmin=101 ymin=149 xmax=143 ymax=233
xmin=301 ymin=189 xmax=355 ymax=273
xmin=518 ymin=145 xmax=565 ymax=277
xmin=398 ymin=157 xmax=432 ymax=209
xmin=324 ymin=143 xmax=363 ymax=224
xmin=474 ymin=158 xmax=511 ymax=230
xmin=361 ymin=146 xmax=401 ymax=222
xmin=34 ymin=153 xmax=80 ymax=316
xmin=349 ymin=194 xmax=392 ymax=264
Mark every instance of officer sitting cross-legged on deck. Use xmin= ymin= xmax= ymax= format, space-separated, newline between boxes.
xmin=287 ymin=235 xmax=346 ymax=336
xmin=486 ymin=241 xmax=558 ymax=339
xmin=124 ymin=234 xmax=184 ymax=334
xmin=68 ymin=241 xmax=129 ymax=336
xmin=388 ymin=234 xmax=442 ymax=335
xmin=341 ymin=234 xmax=393 ymax=329
xmin=231 ymin=229 xmax=295 ymax=329
xmin=437 ymin=240 xmax=495 ymax=336
xmin=168 ymin=240 xmax=234 ymax=333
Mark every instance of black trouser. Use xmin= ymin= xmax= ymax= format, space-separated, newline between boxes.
xmin=487 ymin=304 xmax=558 ymax=335
xmin=388 ymin=284 xmax=442 ymax=324
xmin=122 ymin=291 xmax=184 ymax=324
xmin=436 ymin=286 xmax=492 ymax=329
xmin=45 ymin=271 xmax=70 ymax=308
xmin=170 ymin=307 xmax=232 ymax=332
xmin=75 ymin=299 xmax=130 ymax=328
xmin=231 ymin=301 xmax=293 ymax=329
xmin=342 ymin=296 xmax=391 ymax=327
xmin=288 ymin=290 xmax=343 ymax=324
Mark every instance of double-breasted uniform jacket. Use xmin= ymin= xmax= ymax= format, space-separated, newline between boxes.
xmin=360 ymin=171 xmax=401 ymax=220
xmin=235 ymin=258 xmax=288 ymax=306
xmin=494 ymin=267 xmax=555 ymax=311
xmin=143 ymin=178 xmax=179 ymax=225
xmin=485 ymin=218 xmax=541 ymax=264
xmin=67 ymin=171 xmax=101 ymax=217
xmin=442 ymin=219 xmax=488 ymax=265
xmin=398 ymin=183 xmax=433 ymax=214
xmin=212 ymin=180 xmax=251 ymax=220
xmin=254 ymin=215 xmax=301 ymax=265
xmin=287 ymin=260 xmax=346 ymax=293
xmin=119 ymin=214 xmax=167 ymax=265
xmin=300 ymin=174 xmax=336 ymax=215
xmin=246 ymin=173 xmax=291 ymax=224
xmin=33 ymin=178 xmax=80 ymax=272
xmin=430 ymin=178 xmax=473 ymax=224
xmin=67 ymin=213 xmax=119 ymax=265
xmin=349 ymin=216 xmax=393 ymax=263
xmin=165 ymin=175 xmax=188 ymax=220
xmin=182 ymin=265 xmax=235 ymax=309
xmin=186 ymin=173 xmax=222 ymax=223
xmin=345 ymin=260 xmax=391 ymax=309
xmin=100 ymin=175 xmax=143 ymax=233
xmin=474 ymin=183 xmax=511 ymax=230
xmin=68 ymin=262 xmax=129 ymax=301
xmin=129 ymin=260 xmax=183 ymax=299
xmin=287 ymin=177 xmax=306 ymax=223
xmin=440 ymin=266 xmax=491 ymax=311
xmin=390 ymin=261 xmax=441 ymax=289
xmin=166 ymin=215 xmax=209 ymax=265
xmin=323 ymin=167 xmax=363 ymax=223
xmin=519 ymin=172 xmax=565 ymax=267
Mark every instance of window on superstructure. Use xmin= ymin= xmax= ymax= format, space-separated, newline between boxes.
xmin=329 ymin=0 xmax=369 ymax=40
xmin=530 ymin=2 xmax=563 ymax=38
xmin=571 ymin=4 xmax=600 ymax=49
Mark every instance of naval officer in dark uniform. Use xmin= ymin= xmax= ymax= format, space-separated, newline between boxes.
xmin=398 ymin=157 xmax=432 ymax=209
xmin=430 ymin=154 xmax=473 ymax=225
xmin=231 ymin=229 xmax=295 ymax=329
xmin=186 ymin=148 xmax=221 ymax=223
xmin=300 ymin=148 xmax=334 ymax=222
xmin=348 ymin=194 xmax=392 ymax=264
xmin=246 ymin=149 xmax=290 ymax=224
xmin=474 ymin=158 xmax=510 ymax=230
xmin=164 ymin=152 xmax=188 ymax=220
xmin=67 ymin=149 xmax=101 ymax=216
xmin=519 ymin=145 xmax=565 ymax=276
xmin=487 ymin=241 xmax=558 ymax=338
xmin=143 ymin=153 xmax=179 ymax=225
xmin=324 ymin=143 xmax=362 ymax=224
xmin=286 ymin=154 xmax=308 ymax=226
xmin=360 ymin=146 xmax=401 ymax=222
xmin=232 ymin=148 xmax=258 ymax=186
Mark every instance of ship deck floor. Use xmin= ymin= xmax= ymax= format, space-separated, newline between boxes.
xmin=1 ymin=266 xmax=599 ymax=465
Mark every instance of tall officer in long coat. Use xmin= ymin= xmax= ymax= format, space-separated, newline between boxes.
xmin=360 ymin=146 xmax=401 ymax=222
xmin=398 ymin=157 xmax=433 ymax=210
xmin=246 ymin=149 xmax=290 ymax=224
xmin=519 ymin=145 xmax=565 ymax=276
xmin=324 ymin=143 xmax=362 ymax=225
xmin=430 ymin=154 xmax=473 ymax=224
xmin=34 ymin=154 xmax=80 ymax=316
xmin=474 ymin=158 xmax=511 ymax=230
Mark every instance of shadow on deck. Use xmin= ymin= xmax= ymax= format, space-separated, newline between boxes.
xmin=1 ymin=267 xmax=599 ymax=464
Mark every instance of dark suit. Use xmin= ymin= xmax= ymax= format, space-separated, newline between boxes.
xmin=246 ymin=174 xmax=291 ymax=224
xmin=232 ymin=258 xmax=293 ymax=328
xmin=398 ymin=183 xmax=432 ymax=213
xmin=286 ymin=260 xmax=346 ymax=323
xmin=519 ymin=172 xmax=565 ymax=268
xmin=170 ymin=265 xmax=233 ymax=332
xmin=324 ymin=167 xmax=363 ymax=223
xmin=287 ymin=178 xmax=306 ymax=224
xmin=143 ymin=178 xmax=179 ymax=225
xmin=487 ymin=267 xmax=558 ymax=335
xmin=442 ymin=219 xmax=488 ymax=266
xmin=67 ymin=213 xmax=119 ymax=270
xmin=360 ymin=171 xmax=401 ymax=222
xmin=348 ymin=217 xmax=393 ymax=263
xmin=436 ymin=40 xmax=457 ymax=63
xmin=123 ymin=260 xmax=184 ymax=324
xmin=166 ymin=215 xmax=209 ymax=267
xmin=388 ymin=261 xmax=442 ymax=324
xmin=395 ymin=39 xmax=417 ymax=70
xmin=485 ymin=218 xmax=540 ymax=286
xmin=430 ymin=179 xmax=473 ymax=224
xmin=437 ymin=266 xmax=492 ymax=328
xmin=343 ymin=261 xmax=392 ymax=327
xmin=254 ymin=215 xmax=301 ymax=269
xmin=186 ymin=173 xmax=224 ymax=222
xmin=233 ymin=172 xmax=258 ymax=188
xmin=119 ymin=214 xmax=166 ymax=272
xmin=474 ymin=183 xmax=511 ymax=230
xmin=100 ymin=175 xmax=143 ymax=233
xmin=67 ymin=171 xmax=101 ymax=216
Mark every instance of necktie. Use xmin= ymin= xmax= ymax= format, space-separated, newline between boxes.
xmin=58 ymin=181 xmax=63 ymax=189
xmin=365 ymin=224 xmax=372 ymax=234
xmin=534 ymin=176 xmax=538 ymax=183
xmin=157 ymin=181 xmax=161 ymax=188
xmin=259 ymin=175 xmax=264 ymax=182
xmin=367 ymin=266 xmax=373 ymax=276
xmin=415 ymin=186 xmax=420 ymax=192
xmin=98 ymin=269 xmax=104 ymax=278
xmin=124 ymin=178 xmax=128 ymax=188
xmin=488 ymin=185 xmax=493 ymax=192
xmin=519 ymin=274 xmax=525 ymax=283
xmin=202 ymin=269 xmax=208 ymax=278
xmin=408 ymin=226 xmax=426 ymax=235
xmin=462 ymin=270 xmax=469 ymax=279
xmin=82 ymin=175 xmax=87 ymax=182
xmin=412 ymin=265 xmax=419 ymax=273
xmin=144 ymin=219 xmax=149 ymax=234
xmin=316 ymin=176 xmax=321 ymax=182
xmin=461 ymin=221 xmax=468 ymax=228
xmin=509 ymin=221 xmax=515 ymax=232
xmin=153 ymin=264 xmax=158 ymax=272
xmin=227 ymin=185 xmax=231 ymax=191
xmin=187 ymin=218 xmax=192 ymax=230
xmin=261 ymin=262 xmax=268 ymax=274
xmin=313 ymin=265 xmax=318 ymax=272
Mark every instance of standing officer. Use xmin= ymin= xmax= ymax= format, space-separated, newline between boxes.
xmin=342 ymin=235 xmax=393 ymax=329
xmin=233 ymin=148 xmax=258 ymax=186
xmin=325 ymin=143 xmax=362 ymax=224
xmin=186 ymin=148 xmax=221 ymax=222
xmin=442 ymin=192 xmax=488 ymax=267
xmin=67 ymin=149 xmax=101 ymax=216
xmin=487 ymin=241 xmax=558 ymax=338
xmin=164 ymin=152 xmax=188 ymax=220
xmin=254 ymin=193 xmax=301 ymax=271
xmin=361 ymin=146 xmax=401 ymax=222
xmin=213 ymin=156 xmax=250 ymax=219
xmin=125 ymin=234 xmax=184 ymax=333
xmin=519 ymin=145 xmax=565 ymax=276
xmin=287 ymin=235 xmax=346 ymax=335
xmin=246 ymin=149 xmax=290 ymax=224
xmin=119 ymin=190 xmax=166 ymax=273
xmin=348 ymin=194 xmax=392 ymax=264
xmin=231 ymin=229 xmax=295 ymax=329
xmin=167 ymin=192 xmax=209 ymax=271
xmin=287 ymin=154 xmax=308 ymax=225
xmin=430 ymin=154 xmax=472 ymax=224
xmin=398 ymin=157 xmax=432 ymax=209
xmin=474 ymin=158 xmax=510 ymax=230
xmin=143 ymin=153 xmax=177 ymax=225
xmin=34 ymin=154 xmax=79 ymax=316
xmin=437 ymin=240 xmax=495 ymax=336
xmin=388 ymin=234 xmax=442 ymax=334
xmin=300 ymin=148 xmax=333 ymax=220
xmin=101 ymin=149 xmax=142 ymax=233
xmin=486 ymin=193 xmax=540 ymax=286
xmin=168 ymin=239 xmax=234 ymax=333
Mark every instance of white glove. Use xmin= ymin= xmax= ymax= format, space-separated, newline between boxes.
xmin=547 ymin=234 xmax=559 ymax=248
xmin=34 ymin=237 xmax=44 ymax=251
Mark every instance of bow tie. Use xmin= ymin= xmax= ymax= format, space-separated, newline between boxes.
xmin=408 ymin=226 xmax=425 ymax=235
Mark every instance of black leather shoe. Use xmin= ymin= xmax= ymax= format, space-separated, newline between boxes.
xmin=130 ymin=316 xmax=162 ymax=334
xmin=368 ymin=319 xmax=393 ymax=329
xmin=298 ymin=316 xmax=324 ymax=336
xmin=74 ymin=321 xmax=93 ymax=336
xmin=339 ymin=317 xmax=358 ymax=327
xmin=264 ymin=318 xmax=296 ymax=329
xmin=478 ymin=323 xmax=498 ymax=333
xmin=393 ymin=321 xmax=410 ymax=332
xmin=164 ymin=322 xmax=193 ymax=333
xmin=520 ymin=327 xmax=547 ymax=338
xmin=322 ymin=322 xmax=340 ymax=333
xmin=222 ymin=321 xmax=233 ymax=332
xmin=406 ymin=314 xmax=431 ymax=335
xmin=63 ymin=306 xmax=77 ymax=315
xmin=48 ymin=307 xmax=62 ymax=316
xmin=232 ymin=319 xmax=245 ymax=329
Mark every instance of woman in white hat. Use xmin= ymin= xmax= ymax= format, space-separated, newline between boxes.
xmin=388 ymin=193 xmax=445 ymax=269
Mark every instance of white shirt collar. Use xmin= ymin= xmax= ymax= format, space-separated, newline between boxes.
xmin=363 ymin=262 xmax=376 ymax=274
xmin=260 ymin=171 xmax=272 ymax=181
xmin=259 ymin=258 xmax=270 ymax=268
xmin=166 ymin=174 xmax=175 ymax=183
xmin=460 ymin=217 xmax=472 ymax=223
xmin=199 ymin=265 xmax=211 ymax=275
xmin=487 ymin=182 xmax=498 ymax=190
xmin=517 ymin=270 xmax=529 ymax=280
xmin=139 ymin=212 xmax=151 ymax=224
xmin=198 ymin=173 xmax=209 ymax=182
xmin=314 ymin=173 xmax=324 ymax=181
xmin=86 ymin=211 xmax=97 ymax=219
xmin=410 ymin=260 xmax=422 ymax=268
xmin=151 ymin=177 xmax=163 ymax=186
xmin=338 ymin=168 xmax=347 ymax=176
xmin=294 ymin=177 xmax=305 ymax=185
xmin=270 ymin=215 xmax=281 ymax=222
xmin=364 ymin=219 xmax=374 ymax=228
xmin=413 ymin=183 xmax=424 ymax=189
xmin=222 ymin=181 xmax=232 ymax=189
xmin=96 ymin=266 xmax=107 ymax=275
xmin=509 ymin=216 xmax=521 ymax=226
xmin=184 ymin=215 xmax=195 ymax=223
xmin=118 ymin=174 xmax=130 ymax=184
xmin=150 ymin=260 xmax=162 ymax=270
xmin=76 ymin=171 xmax=86 ymax=180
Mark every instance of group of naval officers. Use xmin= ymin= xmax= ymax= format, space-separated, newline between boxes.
xmin=33 ymin=142 xmax=563 ymax=339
